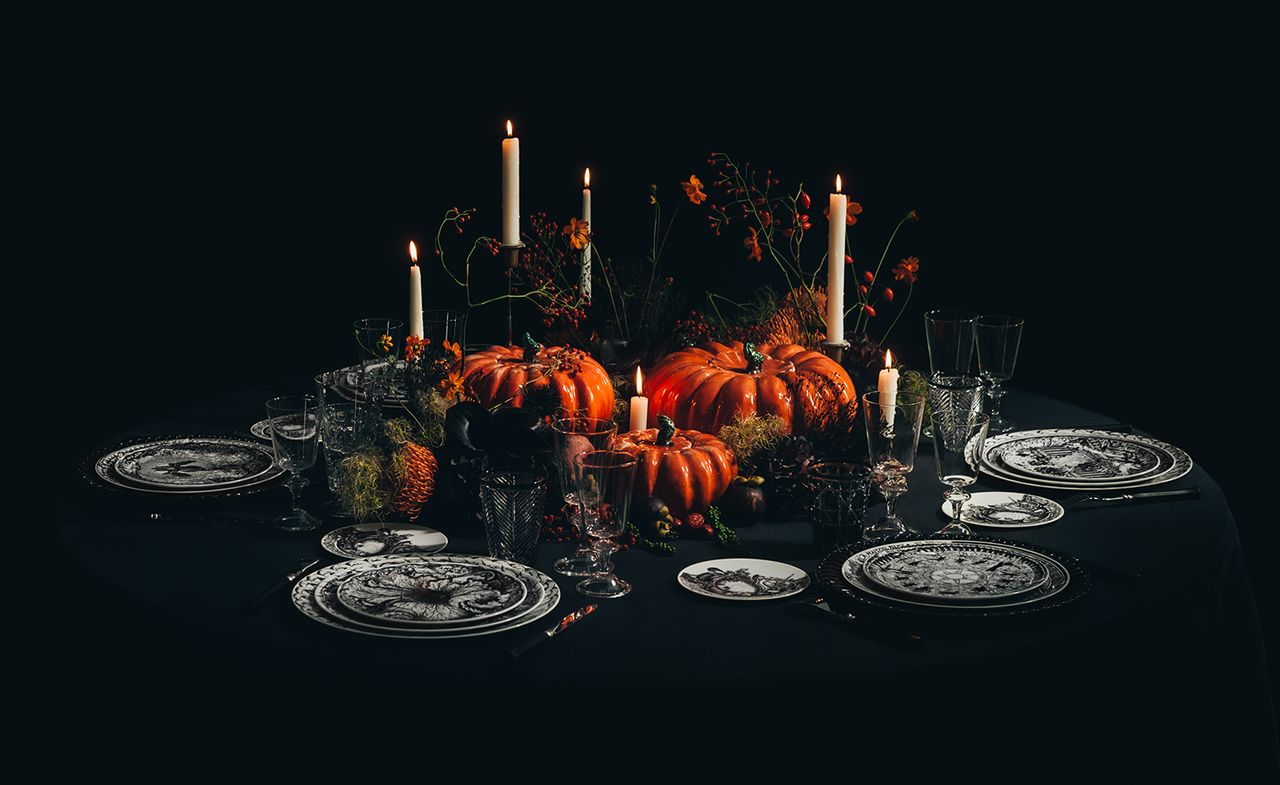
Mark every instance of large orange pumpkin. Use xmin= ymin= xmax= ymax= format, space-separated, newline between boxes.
xmin=645 ymin=341 xmax=856 ymax=435
xmin=611 ymin=415 xmax=737 ymax=517
xmin=462 ymin=333 xmax=615 ymax=421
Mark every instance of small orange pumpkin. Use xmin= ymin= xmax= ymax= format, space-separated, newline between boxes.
xmin=462 ymin=333 xmax=615 ymax=421
xmin=611 ymin=415 xmax=737 ymax=517
xmin=645 ymin=340 xmax=856 ymax=435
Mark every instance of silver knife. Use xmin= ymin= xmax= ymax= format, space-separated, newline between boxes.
xmin=243 ymin=558 xmax=322 ymax=612
xmin=509 ymin=604 xmax=598 ymax=659
xmin=802 ymin=596 xmax=924 ymax=652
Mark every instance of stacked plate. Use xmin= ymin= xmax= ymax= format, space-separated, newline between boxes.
xmin=329 ymin=361 xmax=410 ymax=408
xmin=88 ymin=435 xmax=285 ymax=497
xmin=972 ymin=428 xmax=1192 ymax=491
xmin=816 ymin=536 xmax=1088 ymax=617
xmin=292 ymin=553 xmax=560 ymax=640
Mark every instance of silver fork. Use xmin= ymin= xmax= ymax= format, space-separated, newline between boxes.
xmin=1063 ymin=487 xmax=1199 ymax=510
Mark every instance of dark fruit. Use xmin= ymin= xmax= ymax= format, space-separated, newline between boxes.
xmin=635 ymin=495 xmax=677 ymax=540
xmin=721 ymin=480 xmax=767 ymax=524
xmin=444 ymin=401 xmax=493 ymax=453
xmin=490 ymin=405 xmax=546 ymax=458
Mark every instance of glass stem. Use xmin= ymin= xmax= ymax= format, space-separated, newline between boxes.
xmin=988 ymin=382 xmax=1005 ymax=417
xmin=883 ymin=488 xmax=900 ymax=520
xmin=287 ymin=473 xmax=302 ymax=512
xmin=595 ymin=540 xmax=615 ymax=575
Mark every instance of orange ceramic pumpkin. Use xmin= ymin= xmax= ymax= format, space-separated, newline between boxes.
xmin=611 ymin=415 xmax=737 ymax=517
xmin=462 ymin=333 xmax=615 ymax=421
xmin=645 ymin=341 xmax=856 ymax=435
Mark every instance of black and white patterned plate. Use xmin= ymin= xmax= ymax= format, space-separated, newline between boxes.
xmin=943 ymin=491 xmax=1065 ymax=528
xmin=321 ymin=523 xmax=448 ymax=559
xmin=107 ymin=437 xmax=277 ymax=490
xmin=824 ymin=535 xmax=1085 ymax=614
xmin=855 ymin=541 xmax=1052 ymax=604
xmin=990 ymin=434 xmax=1163 ymax=481
xmin=294 ymin=554 xmax=559 ymax=639
xmin=87 ymin=435 xmax=285 ymax=496
xmin=249 ymin=418 xmax=272 ymax=441
xmin=335 ymin=560 xmax=528 ymax=626
xmin=973 ymin=429 xmax=1192 ymax=491
xmin=331 ymin=362 xmax=410 ymax=407
xmin=677 ymin=558 xmax=810 ymax=601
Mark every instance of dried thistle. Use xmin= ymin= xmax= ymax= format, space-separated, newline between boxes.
xmin=337 ymin=450 xmax=391 ymax=522
xmin=717 ymin=414 xmax=787 ymax=472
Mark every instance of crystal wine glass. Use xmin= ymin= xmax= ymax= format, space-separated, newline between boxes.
xmin=572 ymin=450 xmax=638 ymax=598
xmin=353 ymin=318 xmax=404 ymax=402
xmin=861 ymin=390 xmax=926 ymax=542
xmin=265 ymin=395 xmax=322 ymax=531
xmin=931 ymin=411 xmax=990 ymax=536
xmin=975 ymin=315 xmax=1024 ymax=434
xmin=924 ymin=309 xmax=979 ymax=378
xmin=551 ymin=416 xmax=618 ymax=576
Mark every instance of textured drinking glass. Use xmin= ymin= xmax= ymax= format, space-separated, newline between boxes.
xmin=805 ymin=461 xmax=874 ymax=554
xmin=923 ymin=373 xmax=985 ymax=439
xmin=318 ymin=402 xmax=377 ymax=495
xmin=550 ymin=416 xmax=618 ymax=577
xmin=862 ymin=391 xmax=926 ymax=542
xmin=931 ymin=411 xmax=990 ymax=536
xmin=975 ymin=315 xmax=1024 ymax=434
xmin=924 ymin=309 xmax=979 ymax=378
xmin=353 ymin=318 xmax=404 ymax=402
xmin=422 ymin=309 xmax=467 ymax=347
xmin=573 ymin=450 xmax=638 ymax=599
xmin=265 ymin=395 xmax=322 ymax=531
xmin=478 ymin=470 xmax=548 ymax=565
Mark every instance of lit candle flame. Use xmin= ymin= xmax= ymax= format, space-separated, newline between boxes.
xmin=584 ymin=167 xmax=591 ymax=188
xmin=884 ymin=349 xmax=893 ymax=368
xmin=506 ymin=120 xmax=513 ymax=137
xmin=836 ymin=174 xmax=842 ymax=193
xmin=635 ymin=366 xmax=643 ymax=395
xmin=409 ymin=241 xmax=418 ymax=264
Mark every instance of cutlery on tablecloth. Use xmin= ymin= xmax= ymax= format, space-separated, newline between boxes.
xmin=1063 ymin=487 xmax=1199 ymax=510
xmin=242 ymin=558 xmax=322 ymax=613
xmin=508 ymin=604 xmax=598 ymax=659
xmin=794 ymin=597 xmax=924 ymax=652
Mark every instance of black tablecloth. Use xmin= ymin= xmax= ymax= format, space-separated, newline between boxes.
xmin=28 ymin=389 xmax=1280 ymax=782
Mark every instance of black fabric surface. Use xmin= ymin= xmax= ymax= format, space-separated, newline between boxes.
xmin=26 ymin=388 xmax=1280 ymax=782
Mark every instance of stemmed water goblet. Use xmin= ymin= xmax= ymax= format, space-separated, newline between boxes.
xmin=550 ymin=416 xmax=618 ymax=576
xmin=861 ymin=390 xmax=926 ymax=542
xmin=975 ymin=315 xmax=1024 ymax=434
xmin=931 ymin=411 xmax=990 ymax=536
xmin=572 ymin=450 xmax=638 ymax=598
xmin=352 ymin=317 xmax=404 ymax=402
xmin=265 ymin=395 xmax=322 ymax=531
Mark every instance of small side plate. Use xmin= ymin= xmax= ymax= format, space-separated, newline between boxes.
xmin=678 ymin=558 xmax=810 ymax=601
xmin=321 ymin=523 xmax=449 ymax=559
xmin=945 ymin=491 xmax=1065 ymax=528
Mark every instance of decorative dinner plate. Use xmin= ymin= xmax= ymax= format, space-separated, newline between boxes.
xmin=972 ymin=429 xmax=1192 ymax=491
xmin=321 ymin=523 xmax=448 ymax=559
xmin=837 ymin=539 xmax=1071 ymax=611
xmin=335 ymin=560 xmax=528 ymax=626
xmin=943 ymin=491 xmax=1065 ymax=528
xmin=90 ymin=436 xmax=285 ymax=495
xmin=856 ymin=541 xmax=1051 ymax=604
xmin=989 ymin=434 xmax=1164 ymax=482
xmin=249 ymin=418 xmax=272 ymax=441
xmin=331 ymin=361 xmax=410 ymax=407
xmin=107 ymin=437 xmax=277 ymax=490
xmin=677 ymin=558 xmax=810 ymax=601
xmin=294 ymin=554 xmax=559 ymax=639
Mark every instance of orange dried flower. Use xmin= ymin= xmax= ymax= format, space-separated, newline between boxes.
xmin=391 ymin=441 xmax=438 ymax=522
xmin=682 ymin=174 xmax=708 ymax=205
xmin=404 ymin=335 xmax=426 ymax=363
xmin=893 ymin=257 xmax=920 ymax=284
xmin=438 ymin=370 xmax=466 ymax=400
xmin=563 ymin=217 xmax=591 ymax=250
xmin=377 ymin=334 xmax=393 ymax=354
xmin=441 ymin=339 xmax=463 ymax=364
xmin=743 ymin=227 xmax=763 ymax=262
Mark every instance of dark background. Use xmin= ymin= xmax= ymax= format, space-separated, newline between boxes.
xmin=14 ymin=1 xmax=1278 ymax=779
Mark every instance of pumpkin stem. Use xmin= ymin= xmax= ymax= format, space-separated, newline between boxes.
xmin=656 ymin=414 xmax=676 ymax=446
xmin=521 ymin=331 xmax=543 ymax=363
xmin=743 ymin=342 xmax=765 ymax=374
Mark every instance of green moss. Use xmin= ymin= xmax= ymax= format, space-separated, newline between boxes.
xmin=336 ymin=450 xmax=390 ymax=522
